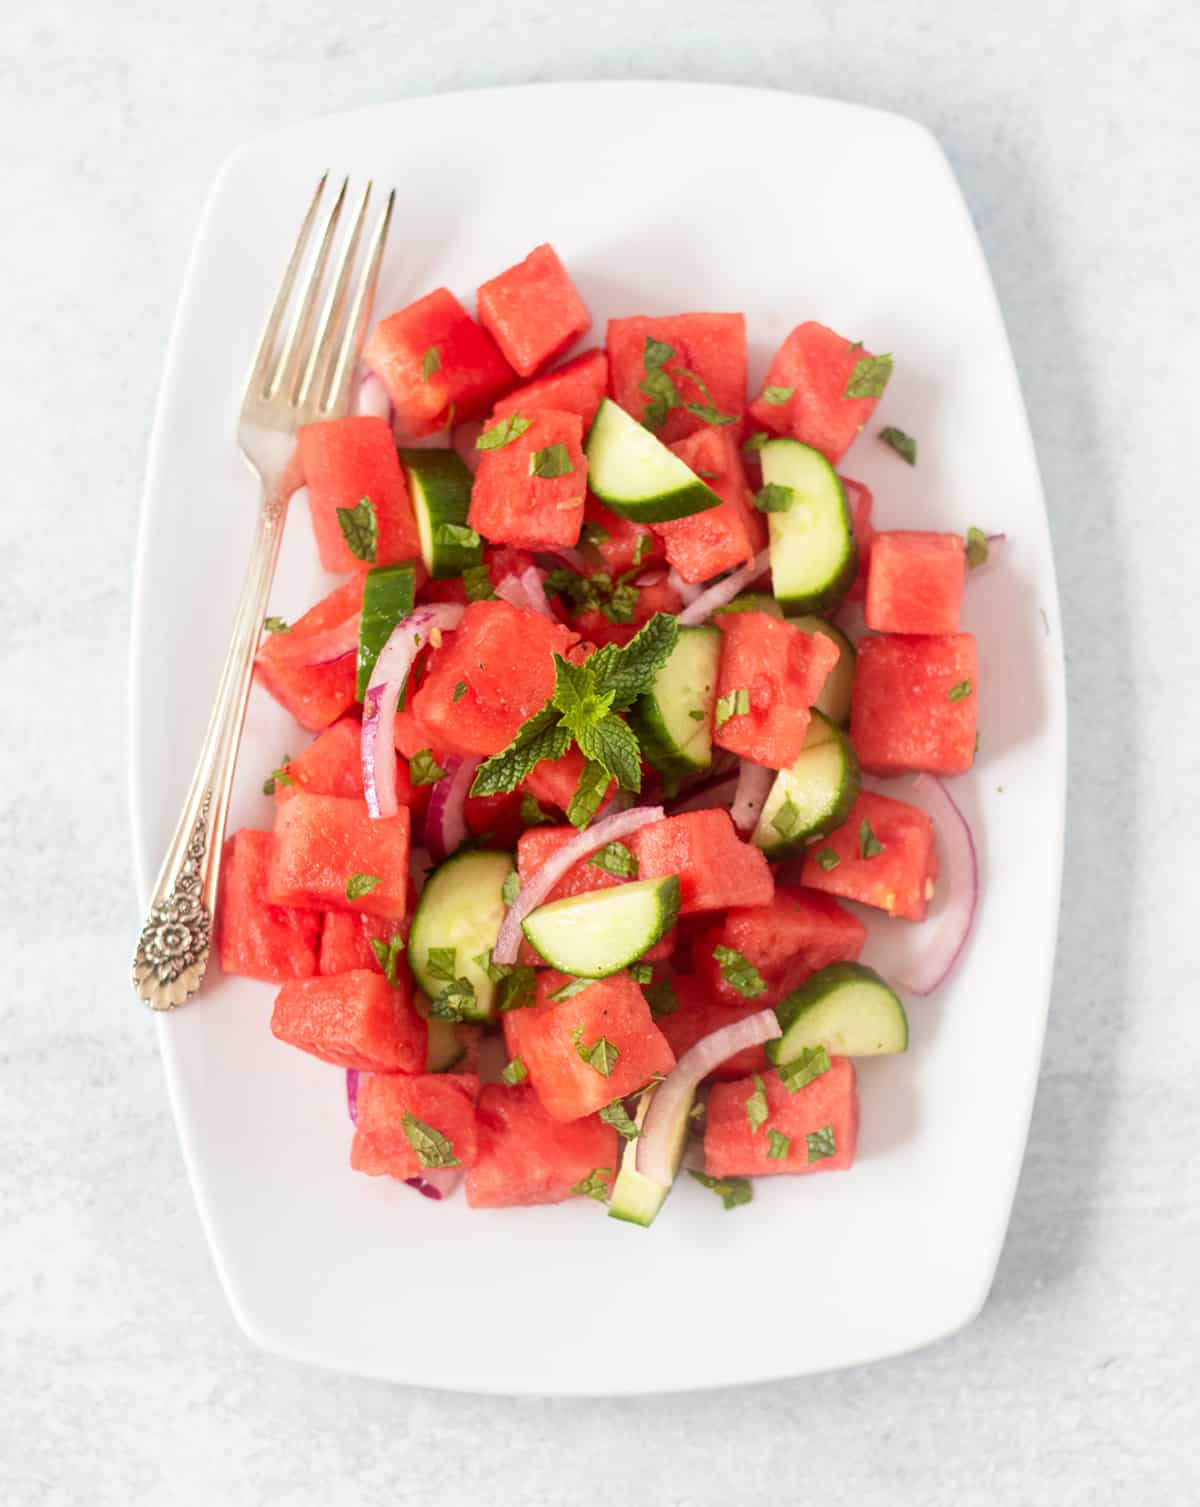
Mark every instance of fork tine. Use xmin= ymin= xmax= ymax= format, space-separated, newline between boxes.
xmin=268 ymin=176 xmax=349 ymax=402
xmin=324 ymin=188 xmax=396 ymax=418
xmin=296 ymin=180 xmax=372 ymax=414
xmin=244 ymin=173 xmax=328 ymax=402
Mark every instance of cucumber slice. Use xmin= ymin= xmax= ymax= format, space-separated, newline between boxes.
xmin=630 ymin=625 xmax=721 ymax=782
xmin=608 ymin=1086 xmax=691 ymax=1227
xmin=767 ymin=963 xmax=908 ymax=1064
xmin=356 ymin=562 xmax=416 ymax=699
xmin=787 ymin=614 xmax=856 ymax=724
xmin=712 ymin=591 xmax=784 ymax=620
xmin=752 ymin=710 xmax=859 ymax=855
xmin=522 ymin=876 xmax=681 ymax=978
xmin=409 ymin=850 xmax=515 ymax=1020
xmin=585 ymin=399 xmax=723 ymax=522
xmin=398 ymin=447 xmax=481 ymax=579
xmin=761 ymin=438 xmax=855 ymax=614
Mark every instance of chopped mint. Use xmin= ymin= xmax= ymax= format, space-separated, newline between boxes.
xmin=369 ymin=933 xmax=406 ymax=985
xmin=262 ymin=756 xmax=293 ymax=796
xmin=879 ymin=425 xmax=916 ymax=465
xmin=550 ymin=977 xmax=594 ymax=1003
xmin=496 ymin=966 xmax=537 ymax=1012
xmin=627 ymin=964 xmax=653 ymax=985
xmin=715 ymin=687 xmax=750 ymax=727
xmin=745 ymin=1073 xmax=769 ymax=1133
xmin=421 ymin=346 xmax=441 ymax=382
xmin=806 ymin=1124 xmax=837 ymax=1163
xmin=965 ymin=527 xmax=990 ymax=570
xmin=425 ymin=947 xmax=458 ymax=983
xmin=767 ymin=1129 xmax=791 ymax=1159
xmin=761 ymin=385 xmax=794 ymax=405
xmin=688 ymin=709 xmax=707 ymax=722
xmin=742 ymin=431 xmax=769 ymax=454
xmin=776 ymin=1044 xmax=831 ymax=1093
xmin=948 ymin=679 xmax=974 ymax=702
xmin=843 ymin=354 xmax=893 ymax=400
xmin=519 ymin=792 xmax=552 ymax=827
xmin=262 ymin=615 xmax=289 ymax=634
xmin=644 ymin=979 xmax=679 ymax=1019
xmin=402 ymin=1111 xmax=460 ymax=1169
xmin=571 ymin=1168 xmax=612 ymax=1202
xmin=754 ymin=482 xmax=794 ymax=514
xmin=713 ymin=944 xmax=767 ymax=999
xmin=427 ymin=976 xmax=475 ymax=1020
xmin=336 ymin=497 xmax=378 ymax=563
xmin=599 ymin=1101 xmax=641 ymax=1140
xmin=453 ymin=680 xmax=468 ymax=702
xmin=409 ymin=749 xmax=448 ymax=787
xmin=813 ymin=846 xmax=841 ymax=871
xmin=688 ymin=1170 xmax=753 ymax=1209
xmin=588 ymin=840 xmax=638 ymax=879
xmin=530 ymin=443 xmax=574 ymax=479
xmin=572 ymin=1025 xmax=620 ymax=1077
xmin=477 ymin=414 xmax=531 ymax=450
xmin=345 ymin=872 xmax=382 ymax=900
xmin=501 ymin=870 xmax=521 ymax=906
xmin=462 ymin=563 xmax=495 ymax=601
xmin=858 ymin=819 xmax=885 ymax=860
xmin=771 ymin=797 xmax=801 ymax=841
xmin=500 ymin=1057 xmax=528 ymax=1087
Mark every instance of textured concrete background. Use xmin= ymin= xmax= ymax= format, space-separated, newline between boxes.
xmin=2 ymin=3 xmax=1196 ymax=1503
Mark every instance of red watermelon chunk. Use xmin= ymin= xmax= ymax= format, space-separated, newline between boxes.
xmin=409 ymin=599 xmax=580 ymax=757
xmin=254 ymin=576 xmax=363 ymax=732
xmin=629 ymin=809 xmax=774 ymax=914
xmin=866 ymin=530 xmax=966 ymax=635
xmin=317 ymin=911 xmax=407 ymax=976
xmin=365 ymin=288 xmax=515 ymax=439
xmin=297 ymin=416 xmax=420 ymax=572
xmin=841 ymin=477 xmax=874 ymax=602
xmin=216 ymin=829 xmax=320 ymax=982
xmin=579 ymin=490 xmax=661 ymax=576
xmin=748 ymin=322 xmax=885 ymax=464
xmin=655 ymin=975 xmax=772 ymax=1081
xmin=801 ymin=789 xmax=937 ymax=920
xmin=692 ymin=887 xmax=867 ymax=1007
xmin=656 ymin=427 xmax=765 ymax=583
xmin=608 ymin=313 xmax=746 ymax=444
xmin=350 ymin=1072 xmax=480 ymax=1179
xmin=275 ymin=717 xmax=364 ymax=803
xmin=713 ymin=610 xmax=840 ymax=769
xmin=492 ymin=349 xmax=610 ymax=431
xmin=468 ymin=409 xmax=586 ymax=549
xmin=271 ymin=969 xmax=426 ymax=1073
xmin=466 ymin=1083 xmax=618 ymax=1208
xmin=477 ymin=243 xmax=592 ymax=378
xmin=268 ymin=792 xmax=410 ymax=920
xmin=502 ymin=971 xmax=675 ymax=1122
xmin=705 ymin=1056 xmax=858 ymax=1177
xmin=851 ymin=633 xmax=978 ymax=775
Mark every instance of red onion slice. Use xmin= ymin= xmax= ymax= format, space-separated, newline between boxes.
xmin=424 ymin=756 xmax=479 ymax=860
xmin=346 ymin=1069 xmax=360 ymax=1124
xmin=404 ymin=1169 xmax=463 ymax=1200
xmin=541 ymin=546 xmax=590 ymax=575
xmin=666 ymin=566 xmax=702 ymax=606
xmin=678 ymin=551 xmax=770 ymax=625
xmin=492 ymin=805 xmax=666 ymax=964
xmin=269 ymin=612 xmax=360 ymax=668
xmin=637 ymin=1010 xmax=782 ymax=1185
xmin=495 ymin=565 xmax=555 ymax=621
xmin=730 ymin=761 xmax=774 ymax=834
xmin=898 ymin=774 xmax=979 ymax=995
xmin=667 ymin=774 xmax=739 ymax=816
xmin=361 ymin=603 xmax=465 ymax=819
xmin=355 ymin=371 xmax=392 ymax=421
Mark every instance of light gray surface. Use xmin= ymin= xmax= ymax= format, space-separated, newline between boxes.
xmin=2 ymin=2 xmax=1196 ymax=1503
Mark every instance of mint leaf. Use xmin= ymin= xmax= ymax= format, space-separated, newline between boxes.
xmin=843 ymin=354 xmax=893 ymax=400
xmin=761 ymin=385 xmax=794 ymax=405
xmin=627 ymin=963 xmax=653 ymax=984
xmin=767 ymin=1129 xmax=791 ymax=1159
xmin=425 ymin=948 xmax=457 ymax=982
xmin=880 ymin=425 xmax=916 ymax=465
xmin=776 ymin=1044 xmax=831 ymax=1094
xmin=713 ymin=944 xmax=766 ymax=999
xmin=858 ymin=819 xmax=885 ymax=859
xmin=402 ymin=1111 xmax=460 ymax=1169
xmin=572 ymin=1025 xmax=619 ymax=1077
xmin=336 ymin=497 xmax=378 ymax=563
xmin=530 ymin=443 xmax=574 ymax=479
xmin=567 ymin=760 xmax=610 ymax=829
xmin=477 ymin=413 xmax=531 ymax=450
xmin=262 ymin=755 xmax=293 ymax=796
xmin=462 ymin=563 xmax=495 ymax=601
xmin=434 ymin=521 xmax=482 ymax=553
xmin=589 ymin=841 xmax=638 ymax=879
xmin=806 ymin=1124 xmax=837 ymax=1163
xmin=602 ymin=582 xmax=640 ymax=624
xmin=644 ymin=337 xmax=674 ymax=369
xmin=500 ymin=1056 xmax=528 ymax=1086
xmin=263 ymin=616 xmax=289 ymax=634
xmin=576 ymin=712 xmax=642 ymax=793
xmin=519 ymin=791 xmax=553 ymax=826
xmin=630 ymin=532 xmax=653 ymax=568
xmin=745 ymin=1073 xmax=768 ymax=1133
xmin=551 ymin=977 xmax=594 ymax=1003
xmin=683 ymin=401 xmax=737 ymax=426
xmin=754 ymin=483 xmax=793 ymax=514
xmin=580 ymin=520 xmax=611 ymax=549
xmin=772 ymin=797 xmax=800 ymax=841
xmin=644 ymin=979 xmax=679 ymax=1019
xmin=497 ymin=966 xmax=537 ymax=1012
xmin=587 ymin=612 xmax=678 ymax=711
xmin=428 ymin=977 xmax=475 ymax=1020
xmin=637 ymin=366 xmax=678 ymax=431
xmin=453 ymin=680 xmax=467 ymax=702
xmin=813 ymin=847 xmax=841 ymax=871
xmin=571 ymin=1167 xmax=612 ymax=1202
xmin=688 ymin=1170 xmax=753 ymax=1210
xmin=965 ymin=527 xmax=989 ymax=570
xmin=471 ymin=703 xmax=572 ymax=797
xmin=742 ymin=431 xmax=769 ymax=454
xmin=948 ymin=679 xmax=974 ymax=702
xmin=599 ymin=1101 xmax=641 ymax=1140
xmin=501 ymin=870 xmax=521 ymax=906
xmin=370 ymin=933 xmax=406 ymax=985
xmin=345 ymin=872 xmax=382 ymax=900
xmin=409 ymin=749 xmax=448 ymax=787
xmin=688 ymin=709 xmax=706 ymax=722
xmin=552 ymin=653 xmax=615 ymax=733
xmin=846 ymin=340 xmax=864 ymax=353
xmin=715 ymin=687 xmax=750 ymax=727
xmin=421 ymin=346 xmax=441 ymax=381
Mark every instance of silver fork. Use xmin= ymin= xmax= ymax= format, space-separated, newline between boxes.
xmin=132 ymin=174 xmax=395 ymax=1010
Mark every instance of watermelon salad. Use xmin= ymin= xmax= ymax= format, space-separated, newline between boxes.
xmin=219 ymin=239 xmax=996 ymax=1224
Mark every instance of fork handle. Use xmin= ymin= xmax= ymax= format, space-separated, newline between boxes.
xmin=132 ymin=489 xmax=288 ymax=1009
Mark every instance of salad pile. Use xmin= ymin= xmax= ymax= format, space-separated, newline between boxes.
xmin=217 ymin=241 xmax=990 ymax=1222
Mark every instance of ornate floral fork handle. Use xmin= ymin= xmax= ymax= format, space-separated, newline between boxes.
xmin=133 ymin=176 xmax=394 ymax=1010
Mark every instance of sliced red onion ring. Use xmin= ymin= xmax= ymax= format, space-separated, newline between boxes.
xmin=637 ymin=1010 xmax=782 ymax=1185
xmin=666 ymin=774 xmax=739 ymax=816
xmin=495 ymin=565 xmax=554 ymax=621
xmin=493 ymin=805 xmax=665 ymax=964
xmin=404 ymin=1169 xmax=463 ymax=1200
xmin=730 ymin=761 xmax=774 ymax=834
xmin=666 ymin=567 xmax=702 ymax=606
xmin=424 ymin=756 xmax=479 ymax=860
xmin=678 ymin=550 xmax=770 ymax=625
xmin=270 ymin=612 xmax=360 ymax=668
xmin=361 ymin=603 xmax=465 ymax=819
xmin=898 ymin=774 xmax=978 ymax=994
xmin=346 ymin=1069 xmax=360 ymax=1124
xmin=355 ymin=371 xmax=392 ymax=421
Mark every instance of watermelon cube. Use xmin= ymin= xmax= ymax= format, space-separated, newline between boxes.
xmin=275 ymin=717 xmax=364 ymax=803
xmin=579 ymin=490 xmax=661 ymax=577
xmin=713 ymin=610 xmax=840 ymax=769
xmin=466 ymin=1084 xmax=618 ymax=1208
xmin=866 ymin=531 xmax=966 ymax=635
xmin=364 ymin=288 xmax=515 ymax=439
xmin=271 ymin=969 xmax=426 ymax=1073
xmin=254 ymin=576 xmax=363 ymax=732
xmin=704 ymin=1056 xmax=858 ymax=1177
xmin=409 ymin=599 xmax=580 ymax=757
xmin=216 ymin=829 xmax=319 ymax=982
xmin=851 ymin=633 xmax=978 ymax=775
xmin=268 ymin=791 xmax=410 ymax=920
xmin=317 ymin=911 xmax=407 ymax=976
xmin=297 ymin=416 xmax=420 ymax=573
xmin=629 ymin=809 xmax=774 ymax=914
xmin=477 ymin=244 xmax=592 ymax=378
xmin=468 ymin=409 xmax=586 ymax=549
xmin=655 ymin=975 xmax=773 ymax=1081
xmin=656 ymin=427 xmax=765 ymax=584
xmin=841 ymin=477 xmax=874 ymax=602
xmin=502 ymin=971 xmax=675 ymax=1122
xmin=748 ymin=322 xmax=885 ymax=464
xmin=801 ymin=789 xmax=937 ymax=920
xmin=350 ymin=1072 xmax=480 ymax=1179
xmin=692 ymin=887 xmax=867 ymax=1007
xmin=492 ymin=349 xmax=610 ymax=432
xmin=608 ymin=313 xmax=747 ymax=444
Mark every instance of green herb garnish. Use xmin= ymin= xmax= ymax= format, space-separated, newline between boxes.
xmin=767 ymin=1129 xmax=791 ymax=1159
xmin=599 ymin=1101 xmax=641 ymax=1140
xmin=409 ymin=749 xmax=447 ymax=786
xmin=421 ymin=346 xmax=441 ymax=381
xmin=754 ymin=483 xmax=794 ymax=514
xmin=948 ymin=679 xmax=974 ymax=702
xmin=501 ymin=870 xmax=521 ymax=906
xmin=335 ymin=496 xmax=378 ymax=563
xmin=571 ymin=1168 xmax=611 ymax=1202
xmin=500 ymin=1057 xmax=528 ymax=1086
xmin=262 ymin=756 xmax=293 ymax=796
xmin=714 ymin=687 xmax=750 ymax=728
xmin=858 ymin=820 xmax=885 ymax=859
xmin=776 ymin=1044 xmax=831 ymax=1093
xmin=425 ymin=947 xmax=457 ymax=983
xmin=813 ymin=847 xmax=841 ymax=871
xmin=551 ymin=977 xmax=594 ymax=1003
xmin=761 ymin=385 xmax=794 ymax=405
xmin=644 ymin=979 xmax=679 ymax=1019
xmin=530 ymin=443 xmax=574 ymax=479
xmin=965 ymin=526 xmax=989 ymax=570
xmin=427 ymin=976 xmax=475 ymax=1020
xmin=713 ymin=944 xmax=766 ymax=999
xmin=843 ymin=354 xmax=893 ymax=400
xmin=688 ymin=1170 xmax=753 ymax=1210
xmin=345 ymin=873 xmax=382 ymax=900
xmin=572 ymin=1025 xmax=620 ymax=1077
xmin=402 ymin=1111 xmax=460 ymax=1169
xmin=879 ymin=425 xmax=916 ymax=464
xmin=496 ymin=966 xmax=537 ymax=1012
xmin=771 ymin=797 xmax=801 ymax=841
xmin=262 ymin=616 xmax=289 ymax=634
xmin=369 ymin=933 xmax=406 ymax=985
xmin=453 ymin=680 xmax=468 ymax=702
xmin=806 ymin=1124 xmax=837 ymax=1163
xmin=476 ymin=413 xmax=531 ymax=450
xmin=588 ymin=840 xmax=638 ymax=878
xmin=462 ymin=563 xmax=495 ymax=601
xmin=745 ymin=1073 xmax=768 ymax=1133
